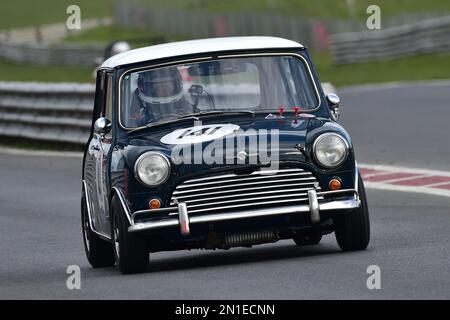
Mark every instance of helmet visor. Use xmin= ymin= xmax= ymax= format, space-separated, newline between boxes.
xmin=142 ymin=79 xmax=180 ymax=98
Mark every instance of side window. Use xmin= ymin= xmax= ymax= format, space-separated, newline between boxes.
xmin=104 ymin=73 xmax=113 ymax=120
xmin=93 ymin=70 xmax=106 ymax=121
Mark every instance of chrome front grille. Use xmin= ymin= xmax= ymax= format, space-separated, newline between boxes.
xmin=170 ymin=168 xmax=323 ymax=215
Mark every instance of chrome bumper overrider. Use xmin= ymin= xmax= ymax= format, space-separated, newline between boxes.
xmin=121 ymin=189 xmax=360 ymax=235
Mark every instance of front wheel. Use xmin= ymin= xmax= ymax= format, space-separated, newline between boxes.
xmin=81 ymin=193 xmax=115 ymax=267
xmin=334 ymin=173 xmax=370 ymax=251
xmin=111 ymin=195 xmax=149 ymax=274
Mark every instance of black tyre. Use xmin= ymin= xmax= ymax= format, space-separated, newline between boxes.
xmin=293 ymin=234 xmax=322 ymax=246
xmin=111 ymin=195 xmax=149 ymax=274
xmin=81 ymin=193 xmax=115 ymax=267
xmin=334 ymin=173 xmax=370 ymax=251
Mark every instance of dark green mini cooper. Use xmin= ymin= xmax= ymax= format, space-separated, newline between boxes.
xmin=81 ymin=37 xmax=370 ymax=274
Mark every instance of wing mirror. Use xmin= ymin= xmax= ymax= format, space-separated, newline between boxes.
xmin=326 ymin=93 xmax=340 ymax=121
xmin=94 ymin=117 xmax=112 ymax=135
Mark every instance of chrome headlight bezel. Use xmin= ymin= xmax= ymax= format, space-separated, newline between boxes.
xmin=134 ymin=151 xmax=171 ymax=187
xmin=312 ymin=133 xmax=349 ymax=169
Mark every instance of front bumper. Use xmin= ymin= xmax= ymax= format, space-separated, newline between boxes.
xmin=114 ymin=188 xmax=360 ymax=235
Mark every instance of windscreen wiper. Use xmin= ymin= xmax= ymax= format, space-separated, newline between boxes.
xmin=128 ymin=111 xmax=255 ymax=135
xmin=178 ymin=110 xmax=255 ymax=119
xmin=127 ymin=117 xmax=198 ymax=135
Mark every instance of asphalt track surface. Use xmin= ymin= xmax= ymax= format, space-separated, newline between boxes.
xmin=339 ymin=81 xmax=450 ymax=171
xmin=1 ymin=81 xmax=450 ymax=299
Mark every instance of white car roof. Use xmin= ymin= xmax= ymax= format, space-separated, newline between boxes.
xmin=101 ymin=36 xmax=303 ymax=68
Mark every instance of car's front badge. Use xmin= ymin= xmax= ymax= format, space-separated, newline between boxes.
xmin=237 ymin=151 xmax=248 ymax=161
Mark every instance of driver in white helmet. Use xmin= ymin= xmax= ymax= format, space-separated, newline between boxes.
xmin=129 ymin=67 xmax=194 ymax=126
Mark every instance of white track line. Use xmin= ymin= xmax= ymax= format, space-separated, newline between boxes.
xmin=364 ymin=182 xmax=450 ymax=198
xmin=359 ymin=163 xmax=450 ymax=178
xmin=360 ymin=163 xmax=450 ymax=198
xmin=377 ymin=174 xmax=429 ymax=184
xmin=422 ymin=181 xmax=450 ymax=188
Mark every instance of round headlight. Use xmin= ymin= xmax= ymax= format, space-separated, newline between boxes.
xmin=134 ymin=152 xmax=170 ymax=187
xmin=313 ymin=133 xmax=349 ymax=168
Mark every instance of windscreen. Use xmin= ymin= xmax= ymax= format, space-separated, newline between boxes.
xmin=120 ymin=55 xmax=319 ymax=128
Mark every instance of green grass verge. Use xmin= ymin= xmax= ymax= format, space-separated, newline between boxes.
xmin=0 ymin=0 xmax=113 ymax=29
xmin=1 ymin=50 xmax=449 ymax=88
xmin=0 ymin=24 xmax=190 ymax=83
xmin=136 ymin=0 xmax=450 ymax=19
xmin=62 ymin=25 xmax=189 ymax=47
xmin=311 ymin=52 xmax=450 ymax=87
xmin=2 ymin=22 xmax=450 ymax=87
xmin=0 ymin=59 xmax=92 ymax=83
xmin=1 ymin=0 xmax=449 ymax=29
